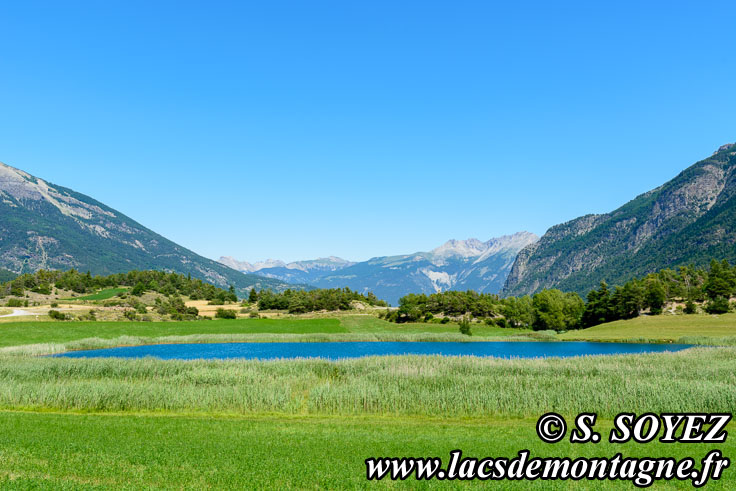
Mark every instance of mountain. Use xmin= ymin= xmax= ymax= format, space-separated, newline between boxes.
xmin=222 ymin=232 xmax=538 ymax=304
xmin=503 ymin=142 xmax=736 ymax=296
xmin=218 ymin=256 xmax=355 ymax=284
xmin=0 ymin=161 xmax=294 ymax=295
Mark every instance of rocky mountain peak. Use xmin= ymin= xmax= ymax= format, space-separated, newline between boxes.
xmin=715 ymin=143 xmax=735 ymax=154
xmin=0 ymin=161 xmax=116 ymax=222
xmin=1 ymin=160 xmax=293 ymax=294
xmin=430 ymin=238 xmax=488 ymax=259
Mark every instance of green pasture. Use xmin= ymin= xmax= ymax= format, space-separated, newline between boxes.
xmin=64 ymin=288 xmax=129 ymax=301
xmin=0 ymin=411 xmax=731 ymax=489
xmin=0 ymin=315 xmax=530 ymax=349
xmin=560 ymin=313 xmax=736 ymax=342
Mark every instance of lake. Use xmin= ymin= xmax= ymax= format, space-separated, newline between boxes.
xmin=54 ymin=341 xmax=693 ymax=361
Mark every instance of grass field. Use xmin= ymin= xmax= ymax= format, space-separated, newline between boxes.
xmin=0 ymin=411 xmax=731 ymax=489
xmin=0 ymin=315 xmax=532 ymax=350
xmin=64 ymin=287 xmax=129 ymax=301
xmin=560 ymin=313 xmax=736 ymax=342
xmin=0 ymin=313 xmax=733 ymax=487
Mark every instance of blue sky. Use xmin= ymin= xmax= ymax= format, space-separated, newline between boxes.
xmin=1 ymin=1 xmax=734 ymax=263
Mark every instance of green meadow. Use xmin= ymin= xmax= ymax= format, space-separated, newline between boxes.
xmin=0 ymin=315 xmax=530 ymax=349
xmin=559 ymin=312 xmax=736 ymax=342
xmin=65 ymin=287 xmax=130 ymax=301
xmin=0 ymin=412 xmax=732 ymax=489
xmin=0 ymin=313 xmax=734 ymax=487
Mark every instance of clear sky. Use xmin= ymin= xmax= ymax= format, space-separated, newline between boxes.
xmin=1 ymin=1 xmax=734 ymax=263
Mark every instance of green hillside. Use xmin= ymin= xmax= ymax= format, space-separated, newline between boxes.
xmin=504 ymin=143 xmax=736 ymax=295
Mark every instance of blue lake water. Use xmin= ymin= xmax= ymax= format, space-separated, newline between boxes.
xmin=54 ymin=341 xmax=693 ymax=361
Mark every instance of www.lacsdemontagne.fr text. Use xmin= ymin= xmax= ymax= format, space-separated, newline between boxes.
xmin=366 ymin=413 xmax=731 ymax=487
xmin=366 ymin=449 xmax=728 ymax=487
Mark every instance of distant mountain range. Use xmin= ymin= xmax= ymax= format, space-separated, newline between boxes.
xmin=0 ymin=161 xmax=294 ymax=295
xmin=219 ymin=256 xmax=355 ymax=285
xmin=504 ymin=142 xmax=736 ymax=296
xmin=221 ymin=232 xmax=538 ymax=304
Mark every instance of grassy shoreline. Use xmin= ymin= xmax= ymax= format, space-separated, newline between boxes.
xmin=1 ymin=313 xmax=734 ymax=356
xmin=0 ymin=347 xmax=731 ymax=418
xmin=5 ymin=332 xmax=734 ymax=358
xmin=0 ymin=331 xmax=560 ymax=356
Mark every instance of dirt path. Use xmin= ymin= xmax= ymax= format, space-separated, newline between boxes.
xmin=0 ymin=309 xmax=35 ymax=318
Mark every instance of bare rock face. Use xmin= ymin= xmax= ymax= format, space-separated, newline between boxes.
xmin=503 ymin=143 xmax=736 ymax=296
xmin=0 ymin=161 xmax=292 ymax=295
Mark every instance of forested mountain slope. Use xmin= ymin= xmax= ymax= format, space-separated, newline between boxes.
xmin=503 ymin=143 xmax=736 ymax=296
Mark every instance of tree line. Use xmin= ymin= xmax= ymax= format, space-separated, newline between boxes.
xmin=388 ymin=259 xmax=736 ymax=331
xmin=251 ymin=287 xmax=387 ymax=313
xmin=0 ymin=269 xmax=238 ymax=304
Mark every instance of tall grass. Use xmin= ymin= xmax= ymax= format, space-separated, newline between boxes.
xmin=0 ymin=347 xmax=731 ymax=418
xmin=676 ymin=335 xmax=736 ymax=346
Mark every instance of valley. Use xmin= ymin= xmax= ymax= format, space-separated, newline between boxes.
xmin=3 ymin=2 xmax=734 ymax=486
xmin=1 ymin=143 xmax=735 ymax=487
xmin=0 ymin=260 xmax=734 ymax=486
xmin=0 ymin=307 xmax=733 ymax=487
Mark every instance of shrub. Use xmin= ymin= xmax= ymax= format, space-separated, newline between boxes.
xmin=48 ymin=310 xmax=67 ymax=321
xmin=123 ymin=310 xmax=138 ymax=321
xmin=423 ymin=313 xmax=434 ymax=322
xmin=249 ymin=312 xmax=260 ymax=319
xmin=6 ymin=298 xmax=24 ymax=307
xmin=684 ymin=300 xmax=697 ymax=314
xmin=705 ymin=297 xmax=730 ymax=315
xmin=31 ymin=283 xmax=52 ymax=295
xmin=440 ymin=317 xmax=450 ymax=324
xmin=459 ymin=315 xmax=472 ymax=336
xmin=130 ymin=282 xmax=146 ymax=296
xmin=215 ymin=308 xmax=237 ymax=319
xmin=155 ymin=296 xmax=199 ymax=320
xmin=50 ymin=302 xmax=59 ymax=308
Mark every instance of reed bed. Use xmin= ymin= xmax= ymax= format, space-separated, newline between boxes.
xmin=0 ymin=347 xmax=731 ymax=418
xmin=676 ymin=335 xmax=736 ymax=346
